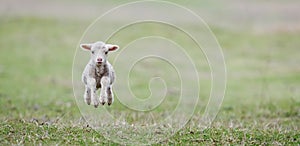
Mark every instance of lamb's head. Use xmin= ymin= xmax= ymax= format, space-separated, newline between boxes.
xmin=80 ymin=41 xmax=119 ymax=66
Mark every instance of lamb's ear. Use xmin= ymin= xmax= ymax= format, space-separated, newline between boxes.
xmin=106 ymin=44 xmax=119 ymax=52
xmin=80 ymin=44 xmax=92 ymax=51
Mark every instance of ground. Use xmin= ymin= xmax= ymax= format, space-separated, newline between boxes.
xmin=0 ymin=0 xmax=299 ymax=145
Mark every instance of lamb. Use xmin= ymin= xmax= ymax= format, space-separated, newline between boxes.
xmin=80 ymin=41 xmax=119 ymax=107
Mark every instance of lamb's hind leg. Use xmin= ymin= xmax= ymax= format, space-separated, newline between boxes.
xmin=107 ymin=86 xmax=113 ymax=106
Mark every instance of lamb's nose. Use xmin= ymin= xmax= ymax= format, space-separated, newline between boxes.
xmin=97 ymin=58 xmax=102 ymax=62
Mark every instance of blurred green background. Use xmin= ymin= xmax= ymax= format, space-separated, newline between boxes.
xmin=0 ymin=0 xmax=299 ymax=145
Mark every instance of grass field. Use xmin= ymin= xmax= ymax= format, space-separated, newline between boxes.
xmin=0 ymin=0 xmax=299 ymax=145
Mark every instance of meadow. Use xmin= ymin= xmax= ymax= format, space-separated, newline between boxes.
xmin=0 ymin=0 xmax=299 ymax=145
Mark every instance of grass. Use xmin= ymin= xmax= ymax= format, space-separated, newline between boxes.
xmin=0 ymin=3 xmax=300 ymax=145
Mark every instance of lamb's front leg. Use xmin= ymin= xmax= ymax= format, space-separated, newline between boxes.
xmin=84 ymin=86 xmax=91 ymax=105
xmin=99 ymin=76 xmax=110 ymax=105
xmin=107 ymin=86 xmax=114 ymax=106
xmin=87 ymin=78 xmax=99 ymax=108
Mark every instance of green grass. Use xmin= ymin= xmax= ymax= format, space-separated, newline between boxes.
xmin=0 ymin=13 xmax=299 ymax=145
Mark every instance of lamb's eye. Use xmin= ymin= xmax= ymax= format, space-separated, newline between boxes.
xmin=91 ymin=51 xmax=95 ymax=54
xmin=105 ymin=51 xmax=108 ymax=55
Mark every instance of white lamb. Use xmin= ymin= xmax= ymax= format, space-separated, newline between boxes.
xmin=80 ymin=41 xmax=119 ymax=107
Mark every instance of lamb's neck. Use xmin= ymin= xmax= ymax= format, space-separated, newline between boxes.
xmin=95 ymin=63 xmax=107 ymax=76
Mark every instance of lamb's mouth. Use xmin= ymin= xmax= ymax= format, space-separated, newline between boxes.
xmin=96 ymin=62 xmax=102 ymax=66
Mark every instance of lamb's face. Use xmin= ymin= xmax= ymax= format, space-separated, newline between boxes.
xmin=90 ymin=42 xmax=108 ymax=65
xmin=80 ymin=41 xmax=119 ymax=66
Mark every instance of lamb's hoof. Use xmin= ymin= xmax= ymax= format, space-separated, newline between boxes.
xmin=107 ymin=100 xmax=112 ymax=106
xmin=93 ymin=101 xmax=99 ymax=108
xmin=91 ymin=99 xmax=99 ymax=108
xmin=99 ymin=96 xmax=106 ymax=105
xmin=85 ymin=99 xmax=91 ymax=105
xmin=107 ymin=98 xmax=113 ymax=106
